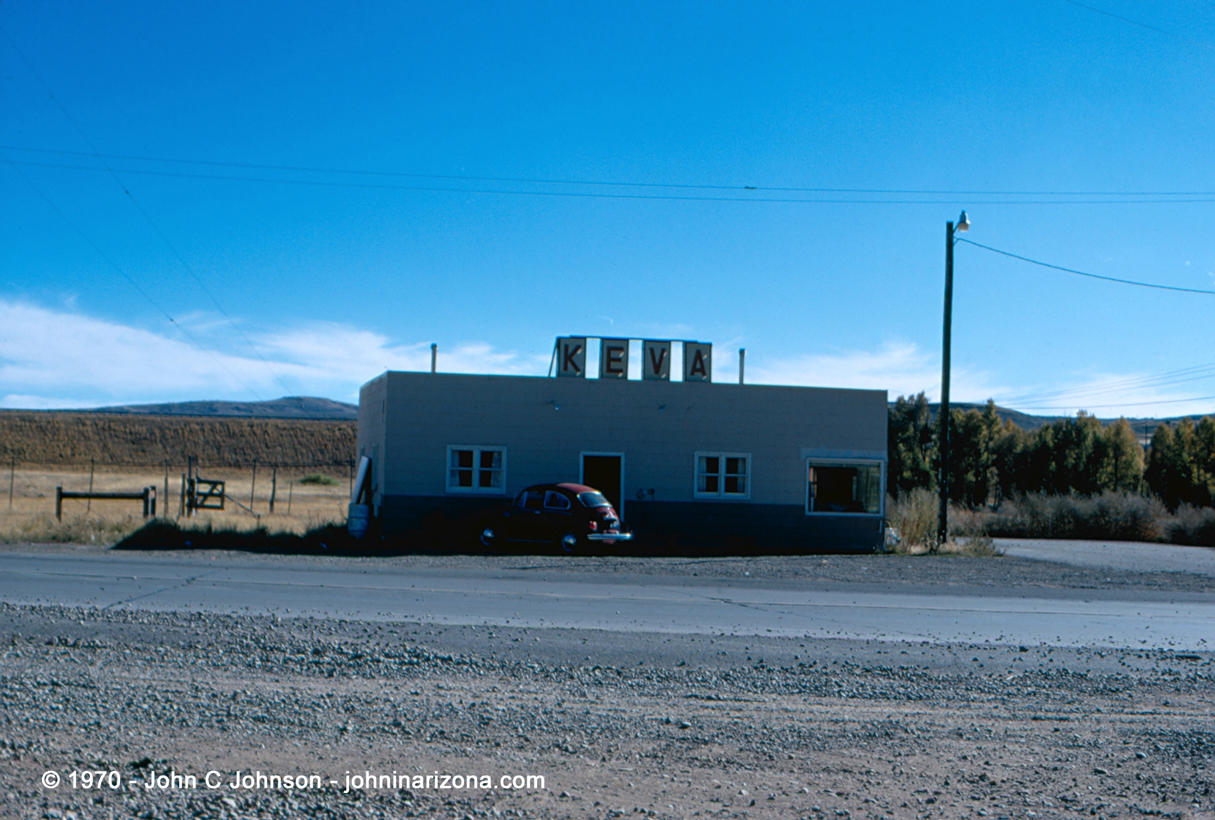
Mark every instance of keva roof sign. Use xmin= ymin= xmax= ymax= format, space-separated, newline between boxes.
xmin=552 ymin=337 xmax=713 ymax=382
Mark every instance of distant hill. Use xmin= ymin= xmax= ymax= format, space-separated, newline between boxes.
xmin=0 ymin=412 xmax=355 ymax=467
xmin=900 ymin=400 xmax=1207 ymax=444
xmin=89 ymin=396 xmax=357 ymax=421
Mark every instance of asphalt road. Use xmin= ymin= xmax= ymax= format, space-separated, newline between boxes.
xmin=1 ymin=542 xmax=1211 ymax=651
xmin=998 ymin=537 xmax=1215 ymax=576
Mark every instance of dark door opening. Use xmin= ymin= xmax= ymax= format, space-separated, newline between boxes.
xmin=581 ymin=453 xmax=624 ymax=519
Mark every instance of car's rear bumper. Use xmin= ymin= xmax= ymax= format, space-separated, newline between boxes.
xmin=586 ymin=532 xmax=633 ymax=542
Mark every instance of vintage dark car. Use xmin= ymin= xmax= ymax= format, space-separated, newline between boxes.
xmin=478 ymin=483 xmax=633 ymax=552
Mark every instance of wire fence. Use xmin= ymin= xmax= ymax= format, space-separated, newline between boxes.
xmin=3 ymin=457 xmax=357 ymax=523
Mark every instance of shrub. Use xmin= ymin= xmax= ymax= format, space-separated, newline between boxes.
xmin=298 ymin=473 xmax=340 ymax=486
xmin=985 ymin=492 xmax=1165 ymax=542
xmin=1164 ymin=505 xmax=1215 ymax=547
xmin=886 ymin=488 xmax=939 ymax=549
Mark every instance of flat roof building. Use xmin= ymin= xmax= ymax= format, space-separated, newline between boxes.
xmin=357 ymin=347 xmax=888 ymax=552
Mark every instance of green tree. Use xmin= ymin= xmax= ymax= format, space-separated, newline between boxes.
xmin=1146 ymin=420 xmax=1200 ymax=509
xmin=1195 ymin=416 xmax=1215 ymax=506
xmin=887 ymin=392 xmax=935 ymax=494
xmin=991 ymin=418 xmax=1031 ymax=500
xmin=946 ymin=401 xmax=1001 ymax=506
xmin=1096 ymin=418 xmax=1145 ymax=494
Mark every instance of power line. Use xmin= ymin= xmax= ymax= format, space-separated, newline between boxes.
xmin=998 ymin=363 xmax=1215 ymax=405
xmin=2 ymin=160 xmax=266 ymax=401
xmin=1059 ymin=0 xmax=1215 ymax=51
xmin=1015 ymin=394 xmax=1215 ymax=412
xmin=0 ymin=27 xmax=296 ymax=401
xmin=10 ymin=158 xmax=1215 ymax=206
xmin=11 ymin=142 xmax=1215 ymax=196
xmin=957 ymin=238 xmax=1215 ymax=294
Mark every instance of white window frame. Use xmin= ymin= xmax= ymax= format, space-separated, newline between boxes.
xmin=694 ymin=452 xmax=751 ymax=500
xmin=445 ymin=445 xmax=507 ymax=494
xmin=805 ymin=458 xmax=884 ymax=516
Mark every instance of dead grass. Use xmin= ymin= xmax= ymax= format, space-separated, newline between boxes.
xmin=0 ymin=465 xmax=352 ymax=545
xmin=885 ymin=489 xmax=1002 ymax=556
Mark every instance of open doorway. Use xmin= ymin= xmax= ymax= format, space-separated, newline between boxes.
xmin=580 ymin=453 xmax=624 ymax=519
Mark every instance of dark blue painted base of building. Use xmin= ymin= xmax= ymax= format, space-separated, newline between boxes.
xmin=377 ymin=494 xmax=883 ymax=553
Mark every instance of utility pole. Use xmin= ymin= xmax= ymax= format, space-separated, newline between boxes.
xmin=938 ymin=211 xmax=969 ymax=549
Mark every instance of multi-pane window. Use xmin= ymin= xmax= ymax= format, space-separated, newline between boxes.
xmin=806 ymin=460 xmax=882 ymax=514
xmin=446 ymin=446 xmax=506 ymax=493
xmin=695 ymin=452 xmax=750 ymax=499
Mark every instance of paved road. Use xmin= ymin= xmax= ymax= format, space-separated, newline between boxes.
xmin=1 ymin=548 xmax=1211 ymax=650
xmin=998 ymin=537 xmax=1215 ymax=577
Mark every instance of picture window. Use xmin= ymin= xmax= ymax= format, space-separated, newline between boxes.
xmin=806 ymin=460 xmax=882 ymax=515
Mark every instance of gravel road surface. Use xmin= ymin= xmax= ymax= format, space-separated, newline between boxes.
xmin=1 ymin=542 xmax=1212 ymax=820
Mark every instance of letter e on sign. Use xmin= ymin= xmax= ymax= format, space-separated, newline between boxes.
xmin=684 ymin=342 xmax=712 ymax=382
xmin=642 ymin=340 xmax=670 ymax=381
xmin=558 ymin=337 xmax=586 ymax=377
xmin=599 ymin=338 xmax=629 ymax=379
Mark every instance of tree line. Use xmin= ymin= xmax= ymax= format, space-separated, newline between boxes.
xmin=887 ymin=393 xmax=1215 ymax=509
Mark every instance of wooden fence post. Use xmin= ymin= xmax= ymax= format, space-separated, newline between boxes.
xmin=56 ymin=486 xmax=63 ymax=521
xmin=250 ymin=459 xmax=257 ymax=513
xmin=87 ymin=458 xmax=95 ymax=512
xmin=269 ymin=465 xmax=277 ymax=514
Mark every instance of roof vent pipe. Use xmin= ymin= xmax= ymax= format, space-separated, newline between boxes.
xmin=738 ymin=348 xmax=746 ymax=384
xmin=430 ymin=343 xmax=438 ymax=374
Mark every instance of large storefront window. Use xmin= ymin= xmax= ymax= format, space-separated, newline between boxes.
xmin=806 ymin=460 xmax=882 ymax=514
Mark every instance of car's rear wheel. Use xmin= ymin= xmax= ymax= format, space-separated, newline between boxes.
xmin=556 ymin=529 xmax=580 ymax=554
xmin=479 ymin=524 xmax=497 ymax=548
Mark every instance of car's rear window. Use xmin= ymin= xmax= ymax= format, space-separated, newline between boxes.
xmin=577 ymin=491 xmax=610 ymax=508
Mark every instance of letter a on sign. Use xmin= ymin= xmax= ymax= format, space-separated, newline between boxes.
xmin=683 ymin=342 xmax=712 ymax=382
xmin=642 ymin=340 xmax=670 ymax=380
xmin=557 ymin=337 xmax=586 ymax=377
xmin=599 ymin=339 xmax=629 ymax=379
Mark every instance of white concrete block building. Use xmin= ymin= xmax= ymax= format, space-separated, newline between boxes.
xmin=356 ymin=356 xmax=888 ymax=551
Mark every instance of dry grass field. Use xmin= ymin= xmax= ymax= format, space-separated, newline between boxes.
xmin=0 ymin=411 xmax=359 ymax=544
xmin=0 ymin=465 xmax=354 ymax=544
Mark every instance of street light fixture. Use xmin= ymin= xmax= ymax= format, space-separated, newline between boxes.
xmin=938 ymin=210 xmax=969 ymax=549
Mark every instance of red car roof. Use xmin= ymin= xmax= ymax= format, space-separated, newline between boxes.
xmin=555 ymin=482 xmax=599 ymax=494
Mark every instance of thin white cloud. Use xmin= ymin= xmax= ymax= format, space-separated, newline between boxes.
xmin=749 ymin=342 xmax=1003 ymax=404
xmin=0 ymin=299 xmax=547 ymax=409
xmin=992 ymin=372 xmax=1215 ymax=419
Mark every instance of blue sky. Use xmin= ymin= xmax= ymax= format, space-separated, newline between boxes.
xmin=2 ymin=1 xmax=1215 ymax=418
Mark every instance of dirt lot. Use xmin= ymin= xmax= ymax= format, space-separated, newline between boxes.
xmin=1 ymin=551 xmax=1212 ymax=820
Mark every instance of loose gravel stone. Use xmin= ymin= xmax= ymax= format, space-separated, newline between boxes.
xmin=1 ymin=548 xmax=1213 ymax=819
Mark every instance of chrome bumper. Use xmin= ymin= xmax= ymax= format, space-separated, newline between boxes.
xmin=586 ymin=531 xmax=633 ymax=541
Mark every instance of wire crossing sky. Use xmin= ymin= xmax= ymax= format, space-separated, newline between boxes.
xmin=1 ymin=1 xmax=1214 ymax=419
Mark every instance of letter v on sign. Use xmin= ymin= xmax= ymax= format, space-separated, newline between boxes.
xmin=642 ymin=340 xmax=670 ymax=380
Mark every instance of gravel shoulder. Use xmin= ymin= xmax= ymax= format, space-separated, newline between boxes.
xmin=1 ymin=545 xmax=1213 ymax=819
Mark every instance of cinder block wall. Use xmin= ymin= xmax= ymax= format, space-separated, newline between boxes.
xmin=358 ymin=371 xmax=887 ymax=551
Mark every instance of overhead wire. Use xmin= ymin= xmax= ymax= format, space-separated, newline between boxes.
xmin=1059 ymin=0 xmax=1215 ymax=51
xmin=954 ymin=238 xmax=1215 ymax=411
xmin=9 ymin=157 xmax=1215 ymax=205
xmin=0 ymin=27 xmax=297 ymax=402
xmin=2 ymin=161 xmax=266 ymax=400
xmin=6 ymin=144 xmax=1215 ymax=197
xmin=957 ymin=237 xmax=1215 ymax=295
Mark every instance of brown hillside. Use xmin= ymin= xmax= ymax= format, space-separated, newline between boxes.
xmin=0 ymin=412 xmax=356 ymax=467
